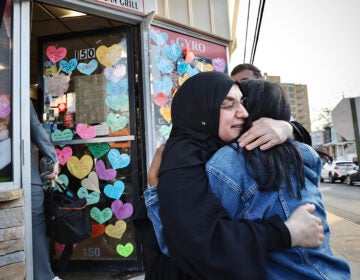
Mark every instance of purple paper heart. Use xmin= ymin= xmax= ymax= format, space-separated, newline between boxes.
xmin=95 ymin=160 xmax=117 ymax=181
xmin=111 ymin=199 xmax=133 ymax=220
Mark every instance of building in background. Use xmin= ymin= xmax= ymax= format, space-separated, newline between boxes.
xmin=264 ymin=74 xmax=311 ymax=132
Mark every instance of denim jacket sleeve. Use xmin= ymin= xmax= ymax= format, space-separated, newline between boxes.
xmin=143 ymin=186 xmax=169 ymax=255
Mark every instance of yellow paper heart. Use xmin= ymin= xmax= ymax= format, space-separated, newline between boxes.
xmin=160 ymin=106 xmax=172 ymax=123
xmin=45 ymin=66 xmax=58 ymax=76
xmin=81 ymin=171 xmax=100 ymax=193
xmin=96 ymin=44 xmax=123 ymax=67
xmin=197 ymin=61 xmax=214 ymax=72
xmin=105 ymin=220 xmax=127 ymax=239
xmin=67 ymin=155 xmax=93 ymax=179
xmin=178 ymin=73 xmax=190 ymax=86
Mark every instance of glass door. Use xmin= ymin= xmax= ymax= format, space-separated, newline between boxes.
xmin=38 ymin=27 xmax=143 ymax=271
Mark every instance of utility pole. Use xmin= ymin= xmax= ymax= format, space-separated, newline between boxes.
xmin=350 ymin=98 xmax=360 ymax=165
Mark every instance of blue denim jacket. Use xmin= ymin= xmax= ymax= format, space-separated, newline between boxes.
xmin=145 ymin=140 xmax=351 ymax=279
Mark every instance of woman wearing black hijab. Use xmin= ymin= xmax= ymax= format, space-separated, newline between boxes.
xmin=144 ymin=72 xmax=323 ymax=280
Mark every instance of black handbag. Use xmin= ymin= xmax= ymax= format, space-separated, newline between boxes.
xmin=44 ymin=178 xmax=91 ymax=271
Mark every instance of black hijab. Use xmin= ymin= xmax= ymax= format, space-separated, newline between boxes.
xmin=160 ymin=71 xmax=237 ymax=172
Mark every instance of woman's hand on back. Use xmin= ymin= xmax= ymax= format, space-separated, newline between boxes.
xmin=285 ymin=203 xmax=324 ymax=248
xmin=238 ymin=118 xmax=293 ymax=150
xmin=147 ymin=143 xmax=166 ymax=187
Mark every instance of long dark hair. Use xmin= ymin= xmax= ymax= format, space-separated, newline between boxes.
xmin=239 ymin=80 xmax=305 ymax=198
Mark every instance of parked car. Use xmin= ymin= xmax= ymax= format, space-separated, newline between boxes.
xmin=320 ymin=160 xmax=358 ymax=183
xmin=345 ymin=167 xmax=360 ymax=185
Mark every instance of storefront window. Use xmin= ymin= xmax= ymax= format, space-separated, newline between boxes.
xmin=0 ymin=0 xmax=13 ymax=183
xmin=149 ymin=25 xmax=228 ymax=148
xmin=39 ymin=29 xmax=141 ymax=265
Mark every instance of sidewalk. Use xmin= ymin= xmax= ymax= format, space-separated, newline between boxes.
xmin=326 ymin=211 xmax=360 ymax=280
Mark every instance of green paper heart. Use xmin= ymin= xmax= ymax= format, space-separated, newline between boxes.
xmin=90 ymin=207 xmax=112 ymax=224
xmin=54 ymin=174 xmax=69 ymax=193
xmin=51 ymin=129 xmax=73 ymax=142
xmin=116 ymin=243 xmax=134 ymax=257
xmin=106 ymin=112 xmax=128 ymax=132
xmin=88 ymin=142 xmax=110 ymax=158
xmin=77 ymin=187 xmax=100 ymax=205
xmin=159 ymin=124 xmax=172 ymax=139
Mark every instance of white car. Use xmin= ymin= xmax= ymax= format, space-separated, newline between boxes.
xmin=320 ymin=160 xmax=358 ymax=183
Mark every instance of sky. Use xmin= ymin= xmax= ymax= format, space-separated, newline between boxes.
xmin=229 ymin=0 xmax=360 ymax=130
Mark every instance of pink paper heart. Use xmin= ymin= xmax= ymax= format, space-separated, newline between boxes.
xmin=76 ymin=123 xmax=96 ymax=139
xmin=55 ymin=146 xmax=73 ymax=165
xmin=95 ymin=160 xmax=117 ymax=181
xmin=111 ymin=200 xmax=133 ymax=220
xmin=152 ymin=92 xmax=169 ymax=107
xmin=46 ymin=46 xmax=67 ymax=63
xmin=55 ymin=242 xmax=77 ymax=253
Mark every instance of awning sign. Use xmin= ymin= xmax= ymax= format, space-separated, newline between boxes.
xmin=92 ymin=0 xmax=144 ymax=13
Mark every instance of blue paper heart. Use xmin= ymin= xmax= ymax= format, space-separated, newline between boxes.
xmin=150 ymin=29 xmax=169 ymax=46
xmin=104 ymin=180 xmax=125 ymax=200
xmin=187 ymin=65 xmax=200 ymax=76
xmin=77 ymin=59 xmax=98 ymax=75
xmin=177 ymin=62 xmax=189 ymax=76
xmin=59 ymin=58 xmax=78 ymax=74
xmin=155 ymin=55 xmax=174 ymax=74
xmin=108 ymin=149 xmax=131 ymax=169
xmin=105 ymin=94 xmax=129 ymax=111
xmin=164 ymin=43 xmax=182 ymax=61
xmin=106 ymin=80 xmax=128 ymax=96
xmin=154 ymin=76 xmax=173 ymax=95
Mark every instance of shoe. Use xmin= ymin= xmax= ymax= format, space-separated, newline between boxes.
xmin=52 ymin=277 xmax=62 ymax=280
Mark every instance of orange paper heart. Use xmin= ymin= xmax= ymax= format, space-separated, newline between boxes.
xmin=160 ymin=106 xmax=172 ymax=123
xmin=91 ymin=223 xmax=105 ymax=238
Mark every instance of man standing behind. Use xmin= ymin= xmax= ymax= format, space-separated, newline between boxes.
xmin=231 ymin=63 xmax=263 ymax=81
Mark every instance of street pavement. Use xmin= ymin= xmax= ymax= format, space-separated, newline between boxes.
xmin=129 ymin=211 xmax=360 ymax=280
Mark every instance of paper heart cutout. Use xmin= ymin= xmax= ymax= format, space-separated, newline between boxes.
xmin=91 ymin=223 xmax=105 ymax=238
xmin=116 ymin=242 xmax=134 ymax=257
xmin=160 ymin=106 xmax=172 ymax=123
xmin=185 ymin=51 xmax=195 ymax=63
xmin=111 ymin=200 xmax=133 ymax=220
xmin=212 ymin=57 xmax=226 ymax=72
xmin=177 ymin=61 xmax=189 ymax=76
xmin=55 ymin=242 xmax=77 ymax=253
xmin=90 ymin=207 xmax=113 ymax=224
xmin=152 ymin=92 xmax=169 ymax=107
xmin=54 ymin=174 xmax=69 ymax=193
xmin=150 ymin=29 xmax=168 ymax=46
xmin=46 ymin=73 xmax=70 ymax=96
xmin=106 ymin=113 xmax=128 ymax=132
xmin=105 ymin=220 xmax=127 ymax=239
xmin=105 ymin=94 xmax=129 ymax=111
xmin=76 ymin=123 xmax=96 ymax=139
xmin=155 ymin=55 xmax=174 ymax=74
xmin=88 ymin=142 xmax=110 ymax=158
xmin=81 ymin=171 xmax=100 ymax=193
xmin=43 ymin=60 xmax=52 ymax=68
xmin=77 ymin=187 xmax=100 ymax=205
xmin=106 ymin=80 xmax=128 ymax=96
xmin=0 ymin=103 xmax=11 ymax=118
xmin=197 ymin=61 xmax=213 ymax=72
xmin=159 ymin=124 xmax=172 ymax=139
xmin=104 ymin=64 xmax=126 ymax=82
xmin=59 ymin=58 xmax=78 ymax=74
xmin=104 ymin=180 xmax=125 ymax=200
xmin=178 ymin=73 xmax=190 ymax=86
xmin=51 ymin=129 xmax=73 ymax=142
xmin=154 ymin=76 xmax=173 ymax=95
xmin=44 ymin=65 xmax=58 ymax=77
xmin=96 ymin=44 xmax=123 ymax=67
xmin=67 ymin=155 xmax=93 ymax=179
xmin=108 ymin=149 xmax=131 ymax=169
xmin=77 ymin=59 xmax=98 ymax=75
xmin=56 ymin=146 xmax=73 ymax=165
xmin=46 ymin=46 xmax=67 ymax=63
xmin=164 ymin=43 xmax=182 ymax=61
xmin=95 ymin=160 xmax=117 ymax=181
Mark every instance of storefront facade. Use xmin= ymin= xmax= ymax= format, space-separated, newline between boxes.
xmin=0 ymin=0 xmax=232 ymax=278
